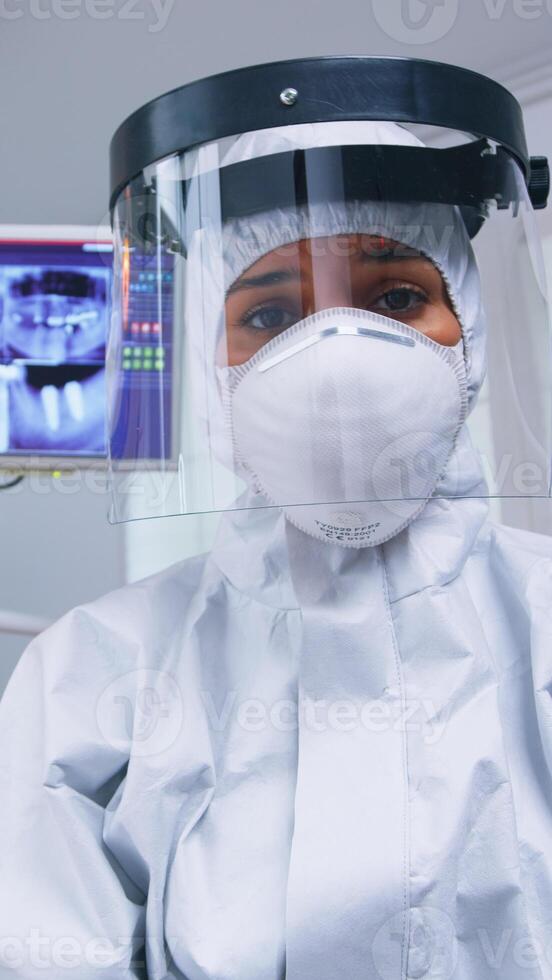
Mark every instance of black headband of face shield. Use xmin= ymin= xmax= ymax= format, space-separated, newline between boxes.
xmin=216 ymin=139 xmax=520 ymax=238
xmin=124 ymin=138 xmax=522 ymax=256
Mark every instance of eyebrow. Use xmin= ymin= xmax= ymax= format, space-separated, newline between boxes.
xmin=226 ymin=252 xmax=428 ymax=295
xmin=226 ymin=269 xmax=301 ymax=295
xmin=359 ymin=250 xmax=426 ymax=263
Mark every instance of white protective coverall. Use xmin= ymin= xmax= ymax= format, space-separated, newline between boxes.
xmin=1 ymin=122 xmax=552 ymax=980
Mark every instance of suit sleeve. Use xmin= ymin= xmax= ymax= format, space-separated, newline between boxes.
xmin=0 ymin=606 xmax=147 ymax=979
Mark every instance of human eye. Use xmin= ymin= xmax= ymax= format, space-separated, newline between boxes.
xmin=371 ymin=283 xmax=429 ymax=314
xmin=239 ymin=302 xmax=301 ymax=332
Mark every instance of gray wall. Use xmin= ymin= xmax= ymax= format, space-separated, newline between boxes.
xmin=0 ymin=477 xmax=124 ymax=688
xmin=1 ymin=0 xmax=550 ymax=228
xmin=1 ymin=0 xmax=552 ymax=689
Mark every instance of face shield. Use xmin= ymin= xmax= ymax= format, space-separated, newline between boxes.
xmin=107 ymin=57 xmax=551 ymax=542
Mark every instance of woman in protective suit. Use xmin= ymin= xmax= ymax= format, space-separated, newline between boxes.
xmin=1 ymin=58 xmax=552 ymax=980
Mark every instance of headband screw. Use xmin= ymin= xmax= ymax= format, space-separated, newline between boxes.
xmin=280 ymin=87 xmax=298 ymax=107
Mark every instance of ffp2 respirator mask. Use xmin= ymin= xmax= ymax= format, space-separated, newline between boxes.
xmin=221 ymin=307 xmax=467 ymax=548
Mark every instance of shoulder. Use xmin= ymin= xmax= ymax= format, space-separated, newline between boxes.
xmin=487 ymin=523 xmax=552 ymax=737
xmin=78 ymin=549 xmax=209 ymax=636
xmin=485 ymin=520 xmax=552 ymax=627
xmin=0 ymin=551 xmax=214 ymax=769
xmin=486 ymin=520 xmax=552 ymax=575
xmin=25 ymin=550 xmax=211 ymax=680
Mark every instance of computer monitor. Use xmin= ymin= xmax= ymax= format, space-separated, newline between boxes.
xmin=0 ymin=226 xmax=112 ymax=470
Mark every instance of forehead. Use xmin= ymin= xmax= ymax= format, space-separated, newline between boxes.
xmin=242 ymin=234 xmax=428 ymax=266
xmin=229 ymin=234 xmax=434 ymax=284
xmin=224 ymin=233 xmax=449 ymax=303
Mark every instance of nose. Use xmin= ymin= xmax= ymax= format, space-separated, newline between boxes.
xmin=305 ymin=252 xmax=354 ymax=314
xmin=310 ymin=286 xmax=353 ymax=314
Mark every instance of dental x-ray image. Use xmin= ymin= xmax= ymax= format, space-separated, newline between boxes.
xmin=0 ymin=238 xmax=112 ymax=459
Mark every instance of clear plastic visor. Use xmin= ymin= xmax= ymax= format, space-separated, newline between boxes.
xmin=107 ymin=127 xmax=551 ymax=526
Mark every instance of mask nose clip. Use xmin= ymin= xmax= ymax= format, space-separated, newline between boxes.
xmin=258 ymin=317 xmax=416 ymax=374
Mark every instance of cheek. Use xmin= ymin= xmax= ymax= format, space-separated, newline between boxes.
xmin=223 ymin=322 xmax=284 ymax=368
xmin=423 ymin=306 xmax=462 ymax=347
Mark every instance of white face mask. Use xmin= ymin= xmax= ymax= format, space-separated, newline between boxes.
xmin=221 ymin=308 xmax=467 ymax=548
